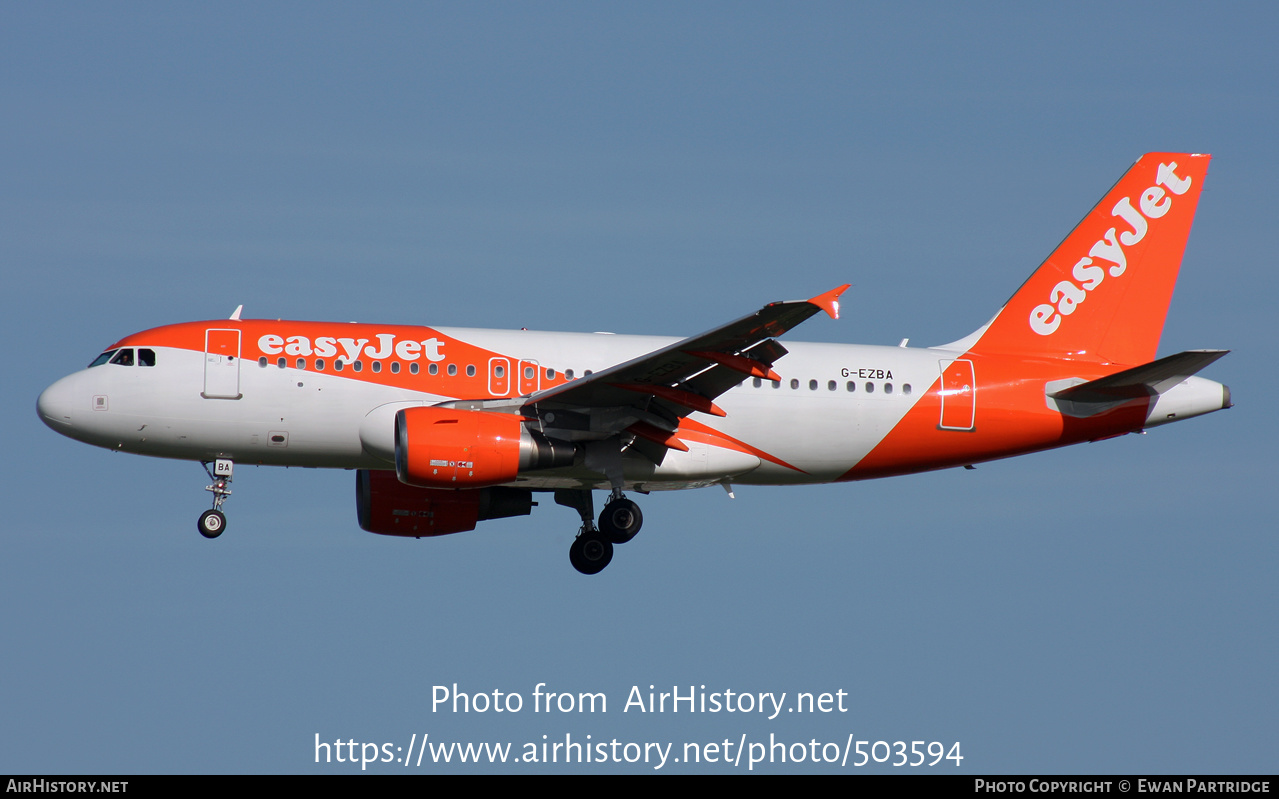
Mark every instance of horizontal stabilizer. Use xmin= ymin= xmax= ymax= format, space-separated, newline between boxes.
xmin=1049 ymin=349 xmax=1229 ymax=405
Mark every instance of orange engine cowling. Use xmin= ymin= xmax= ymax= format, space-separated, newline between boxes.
xmin=356 ymin=468 xmax=534 ymax=537
xmin=394 ymin=406 xmax=575 ymax=489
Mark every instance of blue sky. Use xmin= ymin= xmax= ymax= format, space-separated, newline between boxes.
xmin=3 ymin=3 xmax=1274 ymax=773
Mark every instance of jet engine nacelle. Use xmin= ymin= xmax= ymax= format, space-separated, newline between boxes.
xmin=394 ymin=406 xmax=575 ymax=489
xmin=356 ymin=468 xmax=534 ymax=537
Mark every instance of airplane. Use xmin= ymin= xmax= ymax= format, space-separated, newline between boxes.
xmin=36 ymin=153 xmax=1230 ymax=574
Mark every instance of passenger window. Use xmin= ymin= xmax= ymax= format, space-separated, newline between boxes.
xmin=138 ymin=349 xmax=155 ymax=367
xmin=277 ymin=357 xmax=286 ymax=369
xmin=466 ymin=365 xmax=475 ymax=377
xmin=827 ymin=380 xmax=836 ymax=391
xmin=390 ymin=362 xmax=400 ymax=374
xmin=89 ymin=350 xmax=118 ymax=368
xmin=772 ymin=380 xmax=780 ymax=389
xmin=372 ymin=361 xmax=382 ymax=373
xmin=447 ymin=364 xmax=457 ymax=376
xmin=545 ymin=368 xmax=556 ymax=380
xmin=410 ymin=363 xmax=419 ymax=375
xmin=524 ymin=366 xmax=535 ymax=380
xmin=790 ymin=379 xmax=799 ymax=389
xmin=109 ymin=349 xmax=134 ymax=366
xmin=428 ymin=363 xmax=437 ymax=375
xmin=565 ymin=369 xmax=575 ymax=379
xmin=865 ymin=382 xmax=874 ymax=393
xmin=315 ymin=359 xmax=325 ymax=370
xmin=885 ymin=383 xmax=893 ymax=394
xmin=846 ymin=381 xmax=855 ymax=392
xmin=753 ymin=378 xmax=762 ymax=388
xmin=334 ymin=359 xmax=344 ymax=372
xmin=353 ymin=360 xmax=363 ymax=372
xmin=494 ymin=365 xmax=505 ymax=378
xmin=296 ymin=358 xmax=306 ymax=370
xmin=808 ymin=379 xmax=818 ymax=391
xmin=903 ymin=384 xmax=912 ymax=395
xmin=259 ymin=356 xmax=268 ymax=368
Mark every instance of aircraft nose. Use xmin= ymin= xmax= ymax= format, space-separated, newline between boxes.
xmin=37 ymin=375 xmax=79 ymax=431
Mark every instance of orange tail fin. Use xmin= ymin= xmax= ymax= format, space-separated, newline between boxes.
xmin=968 ymin=153 xmax=1210 ymax=365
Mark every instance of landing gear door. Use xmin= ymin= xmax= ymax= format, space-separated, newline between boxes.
xmin=203 ymin=329 xmax=242 ymax=399
xmin=938 ymin=358 xmax=975 ymax=431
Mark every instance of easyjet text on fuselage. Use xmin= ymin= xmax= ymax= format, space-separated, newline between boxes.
xmin=257 ymin=333 xmax=447 ymax=363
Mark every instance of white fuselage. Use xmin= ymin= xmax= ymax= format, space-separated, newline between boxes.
xmin=36 ymin=320 xmax=1229 ymax=493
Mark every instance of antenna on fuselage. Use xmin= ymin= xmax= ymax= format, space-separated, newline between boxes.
xmin=229 ymin=305 xmax=243 ymax=321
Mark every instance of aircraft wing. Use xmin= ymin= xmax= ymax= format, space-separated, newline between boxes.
xmin=520 ymin=285 xmax=849 ymax=458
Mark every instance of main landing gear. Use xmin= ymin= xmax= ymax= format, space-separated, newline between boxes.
xmin=198 ymin=459 xmax=233 ymax=539
xmin=558 ymin=488 xmax=644 ymax=575
xmin=599 ymin=494 xmax=643 ymax=544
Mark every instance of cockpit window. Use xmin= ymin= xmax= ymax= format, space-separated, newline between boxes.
xmin=138 ymin=348 xmax=156 ymax=367
xmin=88 ymin=349 xmax=118 ymax=368
xmin=109 ymin=349 xmax=135 ymax=366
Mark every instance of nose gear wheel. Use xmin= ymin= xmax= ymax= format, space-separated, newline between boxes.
xmin=198 ymin=509 xmax=225 ymax=538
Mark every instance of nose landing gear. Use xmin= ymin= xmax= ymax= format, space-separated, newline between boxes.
xmin=198 ymin=459 xmax=233 ymax=539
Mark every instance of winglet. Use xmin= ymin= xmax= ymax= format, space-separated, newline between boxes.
xmin=808 ymin=285 xmax=850 ymax=320
xmin=229 ymin=305 xmax=243 ymax=321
